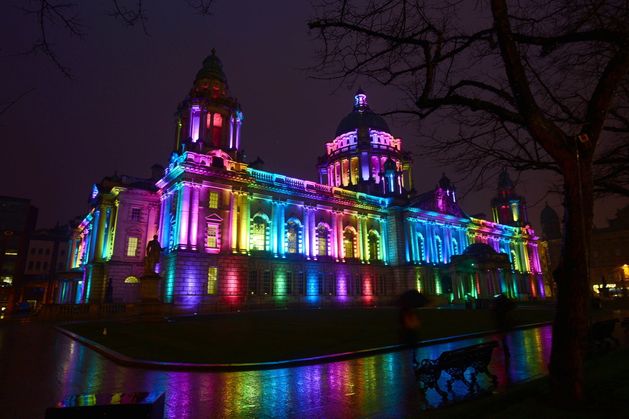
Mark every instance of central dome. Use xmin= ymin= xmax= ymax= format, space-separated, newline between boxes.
xmin=335 ymin=89 xmax=390 ymax=136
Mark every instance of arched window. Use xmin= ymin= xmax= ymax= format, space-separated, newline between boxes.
xmin=250 ymin=214 xmax=270 ymax=251
xmin=435 ymin=236 xmax=443 ymax=263
xmin=368 ymin=230 xmax=380 ymax=261
xmin=452 ymin=238 xmax=459 ymax=255
xmin=285 ymin=219 xmax=301 ymax=254
xmin=417 ymin=233 xmax=426 ymax=261
xmin=343 ymin=227 xmax=357 ymax=259
xmin=124 ymin=276 xmax=139 ymax=284
xmin=316 ymin=223 xmax=331 ymax=256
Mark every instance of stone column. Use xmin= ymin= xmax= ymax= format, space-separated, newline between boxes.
xmin=178 ymin=183 xmax=191 ymax=249
xmin=271 ymin=200 xmax=278 ymax=256
xmin=337 ymin=212 xmax=344 ymax=261
xmin=356 ymin=215 xmax=364 ymax=261
xmin=379 ymin=217 xmax=388 ymax=264
xmin=310 ymin=207 xmax=317 ymax=259
xmin=189 ymin=185 xmax=200 ymax=250
xmin=279 ymin=202 xmax=286 ymax=257
xmin=94 ymin=205 xmax=108 ymax=262
xmin=303 ymin=206 xmax=310 ymax=258
xmin=238 ymin=192 xmax=250 ymax=254
xmin=363 ymin=217 xmax=370 ymax=261
xmin=331 ymin=210 xmax=339 ymax=260
xmin=230 ymin=191 xmax=238 ymax=252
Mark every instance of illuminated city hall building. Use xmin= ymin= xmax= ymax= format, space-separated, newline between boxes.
xmin=61 ymin=51 xmax=546 ymax=308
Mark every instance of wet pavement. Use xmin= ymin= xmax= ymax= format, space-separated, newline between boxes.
xmin=0 ymin=320 xmax=560 ymax=419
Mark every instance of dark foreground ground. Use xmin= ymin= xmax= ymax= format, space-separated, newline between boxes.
xmin=430 ymin=345 xmax=629 ymax=419
xmin=63 ymin=306 xmax=556 ymax=363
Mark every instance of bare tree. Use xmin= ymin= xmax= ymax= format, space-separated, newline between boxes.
xmin=14 ymin=0 xmax=217 ymax=78
xmin=310 ymin=0 xmax=629 ymax=402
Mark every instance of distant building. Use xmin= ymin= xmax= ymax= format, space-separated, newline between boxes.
xmin=591 ymin=205 xmax=629 ymax=296
xmin=540 ymin=202 xmax=629 ymax=296
xmin=0 ymin=196 xmax=38 ymax=311
xmin=22 ymin=224 xmax=72 ymax=306
xmin=67 ymin=51 xmax=545 ymax=310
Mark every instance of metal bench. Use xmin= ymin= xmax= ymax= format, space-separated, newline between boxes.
xmin=415 ymin=341 xmax=498 ymax=401
xmin=588 ymin=319 xmax=619 ymax=350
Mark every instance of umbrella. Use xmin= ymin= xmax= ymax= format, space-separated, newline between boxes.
xmin=397 ymin=289 xmax=429 ymax=308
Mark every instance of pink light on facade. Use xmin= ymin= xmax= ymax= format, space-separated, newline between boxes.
xmin=190 ymin=105 xmax=201 ymax=142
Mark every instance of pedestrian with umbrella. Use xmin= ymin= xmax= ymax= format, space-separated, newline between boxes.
xmin=397 ymin=289 xmax=428 ymax=366
xmin=492 ymin=293 xmax=516 ymax=358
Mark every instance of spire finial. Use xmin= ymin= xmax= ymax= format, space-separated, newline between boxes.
xmin=354 ymin=88 xmax=368 ymax=111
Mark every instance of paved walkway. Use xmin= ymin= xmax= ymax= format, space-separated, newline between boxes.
xmin=0 ymin=320 xmax=558 ymax=418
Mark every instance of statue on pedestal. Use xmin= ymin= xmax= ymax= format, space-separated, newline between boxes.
xmin=144 ymin=235 xmax=162 ymax=275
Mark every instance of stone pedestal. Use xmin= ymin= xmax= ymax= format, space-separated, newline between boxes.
xmin=140 ymin=273 xmax=161 ymax=302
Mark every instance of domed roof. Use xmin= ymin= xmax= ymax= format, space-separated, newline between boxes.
xmin=439 ymin=173 xmax=453 ymax=190
xmin=195 ymin=49 xmax=227 ymax=84
xmin=335 ymin=89 xmax=390 ymax=136
xmin=498 ymin=168 xmax=514 ymax=190
xmin=541 ymin=202 xmax=559 ymax=224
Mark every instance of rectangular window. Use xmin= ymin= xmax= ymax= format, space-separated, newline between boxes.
xmin=131 ymin=208 xmax=141 ymax=221
xmin=208 ymin=192 xmax=219 ymax=209
xmin=263 ymin=271 xmax=272 ymax=295
xmin=297 ymin=271 xmax=305 ymax=295
xmin=127 ymin=237 xmax=139 ymax=257
xmin=248 ymin=271 xmax=258 ymax=295
xmin=206 ymin=224 xmax=218 ymax=248
xmin=286 ymin=271 xmax=293 ymax=295
xmin=326 ymin=273 xmax=335 ymax=296
xmin=207 ymin=266 xmax=218 ymax=295
xmin=28 ymin=261 xmax=33 ymax=270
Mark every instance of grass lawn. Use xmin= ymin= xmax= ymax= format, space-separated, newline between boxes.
xmin=62 ymin=307 xmax=554 ymax=364
xmin=429 ymin=346 xmax=629 ymax=419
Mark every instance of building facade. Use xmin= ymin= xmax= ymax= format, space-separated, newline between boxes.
xmin=67 ymin=51 xmax=545 ymax=309
xmin=0 ymin=196 xmax=38 ymax=312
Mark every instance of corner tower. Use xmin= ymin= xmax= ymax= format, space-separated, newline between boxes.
xmin=491 ymin=169 xmax=528 ymax=227
xmin=318 ymin=89 xmax=412 ymax=197
xmin=174 ymin=49 xmax=244 ymax=160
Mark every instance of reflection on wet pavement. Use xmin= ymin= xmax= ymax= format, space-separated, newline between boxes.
xmin=0 ymin=323 xmax=553 ymax=418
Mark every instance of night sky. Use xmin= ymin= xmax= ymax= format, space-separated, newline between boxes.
xmin=1 ymin=1 xmax=625 ymax=230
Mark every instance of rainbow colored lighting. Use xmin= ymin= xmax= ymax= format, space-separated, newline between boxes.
xmin=69 ymin=62 xmax=546 ymax=307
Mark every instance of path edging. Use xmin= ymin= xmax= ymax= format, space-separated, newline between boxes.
xmin=56 ymin=321 xmax=551 ymax=371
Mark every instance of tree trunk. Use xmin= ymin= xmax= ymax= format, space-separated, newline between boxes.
xmin=549 ymin=153 xmax=594 ymax=402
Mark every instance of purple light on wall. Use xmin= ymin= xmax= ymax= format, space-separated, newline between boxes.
xmin=190 ymin=106 xmax=201 ymax=142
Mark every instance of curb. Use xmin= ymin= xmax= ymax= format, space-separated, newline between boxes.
xmin=56 ymin=321 xmax=551 ymax=372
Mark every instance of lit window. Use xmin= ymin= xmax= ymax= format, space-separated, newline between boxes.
xmin=207 ymin=266 xmax=218 ymax=295
xmin=213 ymin=113 xmax=223 ymax=127
xmin=127 ymin=237 xmax=139 ymax=257
xmin=4 ymin=250 xmax=18 ymax=256
xmin=286 ymin=220 xmax=300 ymax=254
xmin=251 ymin=216 xmax=268 ymax=251
xmin=316 ymin=225 xmax=329 ymax=256
xmin=131 ymin=208 xmax=141 ymax=221
xmin=124 ymin=276 xmax=139 ymax=284
xmin=368 ymin=232 xmax=380 ymax=261
xmin=1 ymin=276 xmax=12 ymax=285
xmin=208 ymin=192 xmax=219 ymax=209
xmin=343 ymin=229 xmax=356 ymax=259
xmin=206 ymin=224 xmax=219 ymax=248
xmin=262 ymin=271 xmax=271 ymax=295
